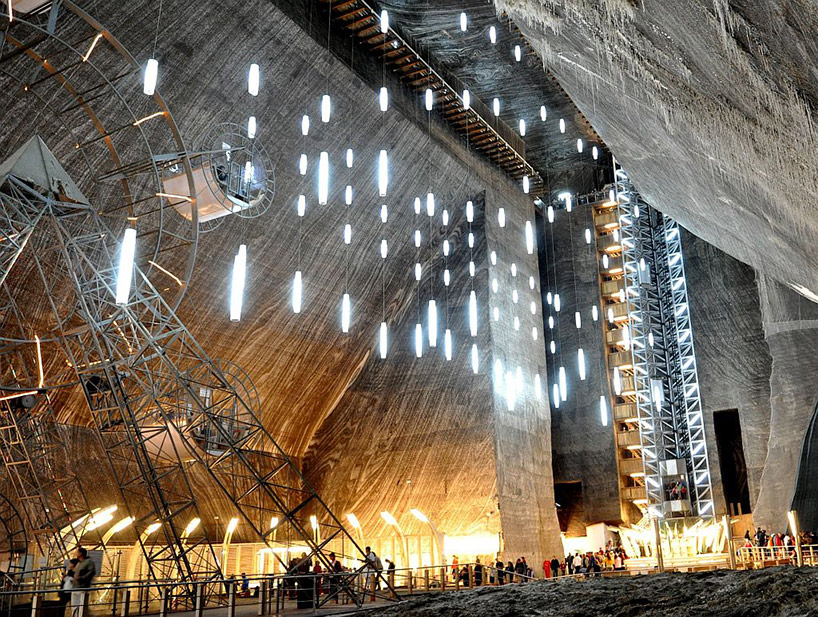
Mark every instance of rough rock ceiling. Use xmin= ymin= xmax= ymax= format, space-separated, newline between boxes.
xmin=495 ymin=0 xmax=818 ymax=298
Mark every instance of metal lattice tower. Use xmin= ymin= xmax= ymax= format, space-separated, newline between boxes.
xmin=0 ymin=138 xmax=392 ymax=606
xmin=614 ymin=168 xmax=714 ymax=518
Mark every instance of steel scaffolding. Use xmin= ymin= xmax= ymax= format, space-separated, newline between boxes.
xmin=614 ymin=169 xmax=714 ymax=518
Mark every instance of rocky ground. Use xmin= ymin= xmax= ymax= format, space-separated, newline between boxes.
xmin=349 ymin=567 xmax=818 ymax=616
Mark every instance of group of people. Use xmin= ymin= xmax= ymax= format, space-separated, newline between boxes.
xmin=59 ymin=547 xmax=97 ymax=616
xmin=744 ymin=527 xmax=798 ymax=550
xmin=564 ymin=548 xmax=628 ymax=575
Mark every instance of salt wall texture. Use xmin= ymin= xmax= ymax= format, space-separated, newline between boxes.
xmin=495 ymin=0 xmax=818 ymax=301
xmin=543 ymin=205 xmax=621 ymax=528
xmin=682 ymin=230 xmax=772 ymax=514
xmin=754 ymin=278 xmax=818 ymax=530
xmin=0 ymin=1 xmax=560 ymax=559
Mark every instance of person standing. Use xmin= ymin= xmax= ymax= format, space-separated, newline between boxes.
xmin=566 ymin=552 xmax=573 ymax=575
xmin=71 ymin=548 xmax=96 ymax=617
xmin=474 ymin=559 xmax=483 ymax=586
xmin=327 ymin=552 xmax=341 ymax=603
xmin=572 ymin=553 xmax=582 ymax=575
xmin=550 ymin=556 xmax=560 ymax=578
xmin=542 ymin=558 xmax=550 ymax=579
xmin=495 ymin=558 xmax=505 ymax=585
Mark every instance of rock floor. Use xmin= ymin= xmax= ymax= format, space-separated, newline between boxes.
xmin=347 ymin=567 xmax=818 ymax=616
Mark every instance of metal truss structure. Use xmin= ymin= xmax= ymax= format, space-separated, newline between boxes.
xmin=0 ymin=2 xmax=392 ymax=607
xmin=615 ymin=168 xmax=714 ymax=518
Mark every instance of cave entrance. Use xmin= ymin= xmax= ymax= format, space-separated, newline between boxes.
xmin=554 ymin=481 xmax=585 ymax=536
xmin=713 ymin=409 xmax=751 ymax=515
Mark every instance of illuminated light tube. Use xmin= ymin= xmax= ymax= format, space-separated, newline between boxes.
xmin=553 ymin=384 xmax=560 ymax=409
xmin=380 ymin=9 xmax=389 ymax=33
xmin=318 ymin=152 xmax=329 ymax=205
xmin=425 ymin=88 xmax=433 ymax=111
xmin=547 ymin=205 xmax=554 ymax=223
xmin=523 ymin=175 xmax=529 ymax=194
xmin=379 ymin=322 xmax=388 ymax=359
xmin=550 ymin=340 xmax=555 ymax=353
xmin=559 ymin=118 xmax=565 ymax=133
xmin=592 ymin=146 xmax=599 ymax=160
xmin=532 ymin=326 xmax=538 ymax=341
xmin=529 ymin=276 xmax=535 ymax=290
xmin=243 ymin=161 xmax=254 ymax=183
xmin=346 ymin=148 xmax=353 ymax=168
xmin=540 ymin=105 xmax=547 ymax=121
xmin=341 ymin=293 xmax=351 ymax=333
xmin=592 ymin=305 xmax=598 ymax=321
xmin=554 ymin=294 xmax=561 ymax=312
xmin=443 ymin=240 xmax=450 ymax=256
xmin=460 ymin=11 xmax=467 ymax=31
xmin=444 ymin=328 xmax=452 ymax=361
xmin=514 ymin=45 xmax=521 ymax=61
xmin=463 ymin=89 xmax=471 ymax=110
xmin=577 ymin=139 xmax=584 ymax=153
xmin=489 ymin=25 xmax=496 ymax=44
xmin=607 ymin=308 xmax=614 ymax=323
xmin=443 ymin=209 xmax=449 ymax=226
xmin=511 ymin=262 xmax=517 ymax=277
xmin=492 ymin=278 xmax=498 ymax=293
xmin=381 ymin=204 xmax=388 ymax=223
xmin=602 ymin=254 xmax=609 ymax=269
xmin=414 ymin=197 xmax=421 ymax=214
xmin=229 ymin=244 xmax=247 ymax=322
xmin=623 ymin=324 xmax=631 ymax=350
xmin=600 ymin=395 xmax=608 ymax=426
xmin=575 ymin=311 xmax=581 ymax=329
xmin=248 ymin=63 xmax=260 ymax=96
xmin=525 ymin=221 xmax=534 ymax=254
xmin=578 ymin=348 xmax=586 ymax=380
xmin=292 ymin=270 xmax=302 ymax=313
xmin=512 ymin=289 xmax=519 ymax=304
xmin=297 ymin=195 xmax=306 ymax=217
xmin=345 ymin=185 xmax=352 ymax=205
xmin=613 ymin=367 xmax=622 ymax=395
xmin=415 ymin=323 xmax=423 ymax=357
xmin=648 ymin=332 xmax=654 ymax=347
xmin=469 ymin=259 xmax=475 ymax=275
xmin=428 ymin=300 xmax=438 ymax=347
xmin=513 ymin=316 xmax=520 ymax=330
xmin=469 ymin=291 xmax=478 ymax=336
xmin=344 ymin=224 xmax=351 ymax=244
xmin=115 ymin=227 xmax=137 ymax=305
xmin=426 ymin=192 xmax=435 ymax=216
xmin=466 ymin=200 xmax=474 ymax=222
xmin=585 ymin=228 xmax=591 ymax=244
xmin=548 ymin=316 xmax=554 ymax=329
xmin=444 ymin=269 xmax=450 ymax=286
xmin=493 ymin=307 xmax=499 ymax=321
xmin=380 ymin=239 xmax=388 ymax=259
xmin=378 ymin=150 xmax=388 ymax=197
xmin=519 ymin=119 xmax=526 ymax=136
xmin=490 ymin=251 xmax=496 ymax=265
xmin=141 ymin=58 xmax=160 ymax=97
xmin=471 ymin=344 xmax=479 ymax=373
xmin=321 ymin=94 xmax=331 ymax=122
xmin=415 ymin=263 xmax=422 ymax=281
xmin=468 ymin=232 xmax=474 ymax=248
xmin=498 ymin=207 xmax=505 ymax=227
xmin=559 ymin=366 xmax=567 ymax=401
xmin=299 ymin=154 xmax=307 ymax=176
xmin=534 ymin=374 xmax=542 ymax=400
xmin=530 ymin=301 xmax=536 ymax=315
xmin=379 ymin=87 xmax=388 ymax=112
xmin=247 ymin=116 xmax=257 ymax=139
xmin=492 ymin=98 xmax=500 ymax=116
xmin=301 ymin=115 xmax=310 ymax=136
xmin=414 ymin=230 xmax=421 ymax=247
xmin=547 ymin=292 xmax=552 ymax=305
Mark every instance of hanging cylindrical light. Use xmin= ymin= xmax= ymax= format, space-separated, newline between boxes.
xmin=442 ymin=209 xmax=449 ymax=226
xmin=345 ymin=185 xmax=352 ymax=205
xmin=577 ymin=139 xmax=584 ymax=153
xmin=498 ymin=208 xmax=505 ymax=227
xmin=463 ymin=89 xmax=471 ymax=110
xmin=248 ymin=63 xmax=259 ymax=96
xmin=341 ymin=293 xmax=351 ymax=333
xmin=444 ymin=269 xmax=450 ymax=286
xmin=115 ymin=227 xmax=137 ymax=305
xmin=318 ymin=152 xmax=329 ymax=205
xmin=415 ymin=263 xmax=422 ymax=281
xmin=292 ymin=271 xmax=302 ymax=314
xmin=321 ymin=94 xmax=331 ymax=122
xmin=513 ymin=316 xmax=520 ymax=330
xmin=491 ymin=278 xmax=498 ymax=293
xmin=547 ymin=205 xmax=554 ymax=223
xmin=426 ymin=192 xmax=435 ymax=216
xmin=380 ymin=239 xmax=388 ymax=259
xmin=525 ymin=221 xmax=534 ymax=254
xmin=493 ymin=307 xmax=499 ymax=321
xmin=414 ymin=197 xmax=421 ymax=214
xmin=379 ymin=322 xmax=388 ymax=359
xmin=229 ymin=244 xmax=247 ymax=322
xmin=143 ymin=58 xmax=159 ymax=96
xmin=489 ymin=26 xmax=497 ymax=44
xmin=514 ymin=45 xmax=521 ymax=61
xmin=471 ymin=344 xmax=479 ymax=373
xmin=380 ymin=9 xmax=389 ymax=33
xmin=490 ymin=251 xmax=497 ymax=265
xmin=622 ymin=324 xmax=631 ymax=350
xmin=559 ymin=366 xmax=567 ymax=401
xmin=468 ymin=232 xmax=474 ymax=248
xmin=492 ymin=98 xmax=500 ymax=116
xmin=531 ymin=327 xmax=538 ymax=341
xmin=428 ymin=300 xmax=438 ymax=347
xmin=459 ymin=12 xmax=467 ymax=31
xmin=380 ymin=204 xmax=388 ymax=223
xmin=559 ymin=118 xmax=565 ymax=133
xmin=523 ymin=175 xmax=530 ymax=194
xmin=414 ymin=230 xmax=421 ymax=247
xmin=444 ymin=329 xmax=452 ymax=360
xmin=585 ymin=228 xmax=592 ymax=244
xmin=443 ymin=240 xmax=450 ymax=256
xmin=299 ymin=154 xmax=308 ymax=176
xmin=469 ymin=290 xmax=477 ymax=336
xmin=379 ymin=87 xmax=389 ymax=112
xmin=529 ymin=276 xmax=535 ymax=290
xmin=592 ymin=305 xmax=599 ymax=321
xmin=415 ymin=323 xmax=423 ymax=358
xmin=346 ymin=148 xmax=354 ymax=168
xmin=519 ymin=119 xmax=526 ymax=136
xmin=578 ymin=348 xmax=586 ymax=380
xmin=613 ymin=367 xmax=622 ymax=395
xmin=553 ymin=384 xmax=560 ymax=409
xmin=592 ymin=146 xmax=599 ymax=160
xmin=575 ymin=311 xmax=581 ymax=329
xmin=466 ymin=200 xmax=474 ymax=222
xmin=378 ymin=150 xmax=388 ymax=197
xmin=297 ymin=194 xmax=306 ymax=217
xmin=247 ymin=116 xmax=257 ymax=139
xmin=301 ymin=115 xmax=310 ymax=136
xmin=600 ymin=395 xmax=608 ymax=426
xmin=548 ymin=315 xmax=554 ymax=329
xmin=344 ymin=224 xmax=351 ymax=245
xmin=512 ymin=289 xmax=519 ymax=304
xmin=425 ymin=88 xmax=433 ymax=111
xmin=540 ymin=105 xmax=547 ymax=121
xmin=554 ymin=294 xmax=561 ymax=312
xmin=550 ymin=340 xmax=556 ymax=353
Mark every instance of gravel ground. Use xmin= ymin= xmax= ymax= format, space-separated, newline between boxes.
xmin=348 ymin=567 xmax=818 ymax=617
